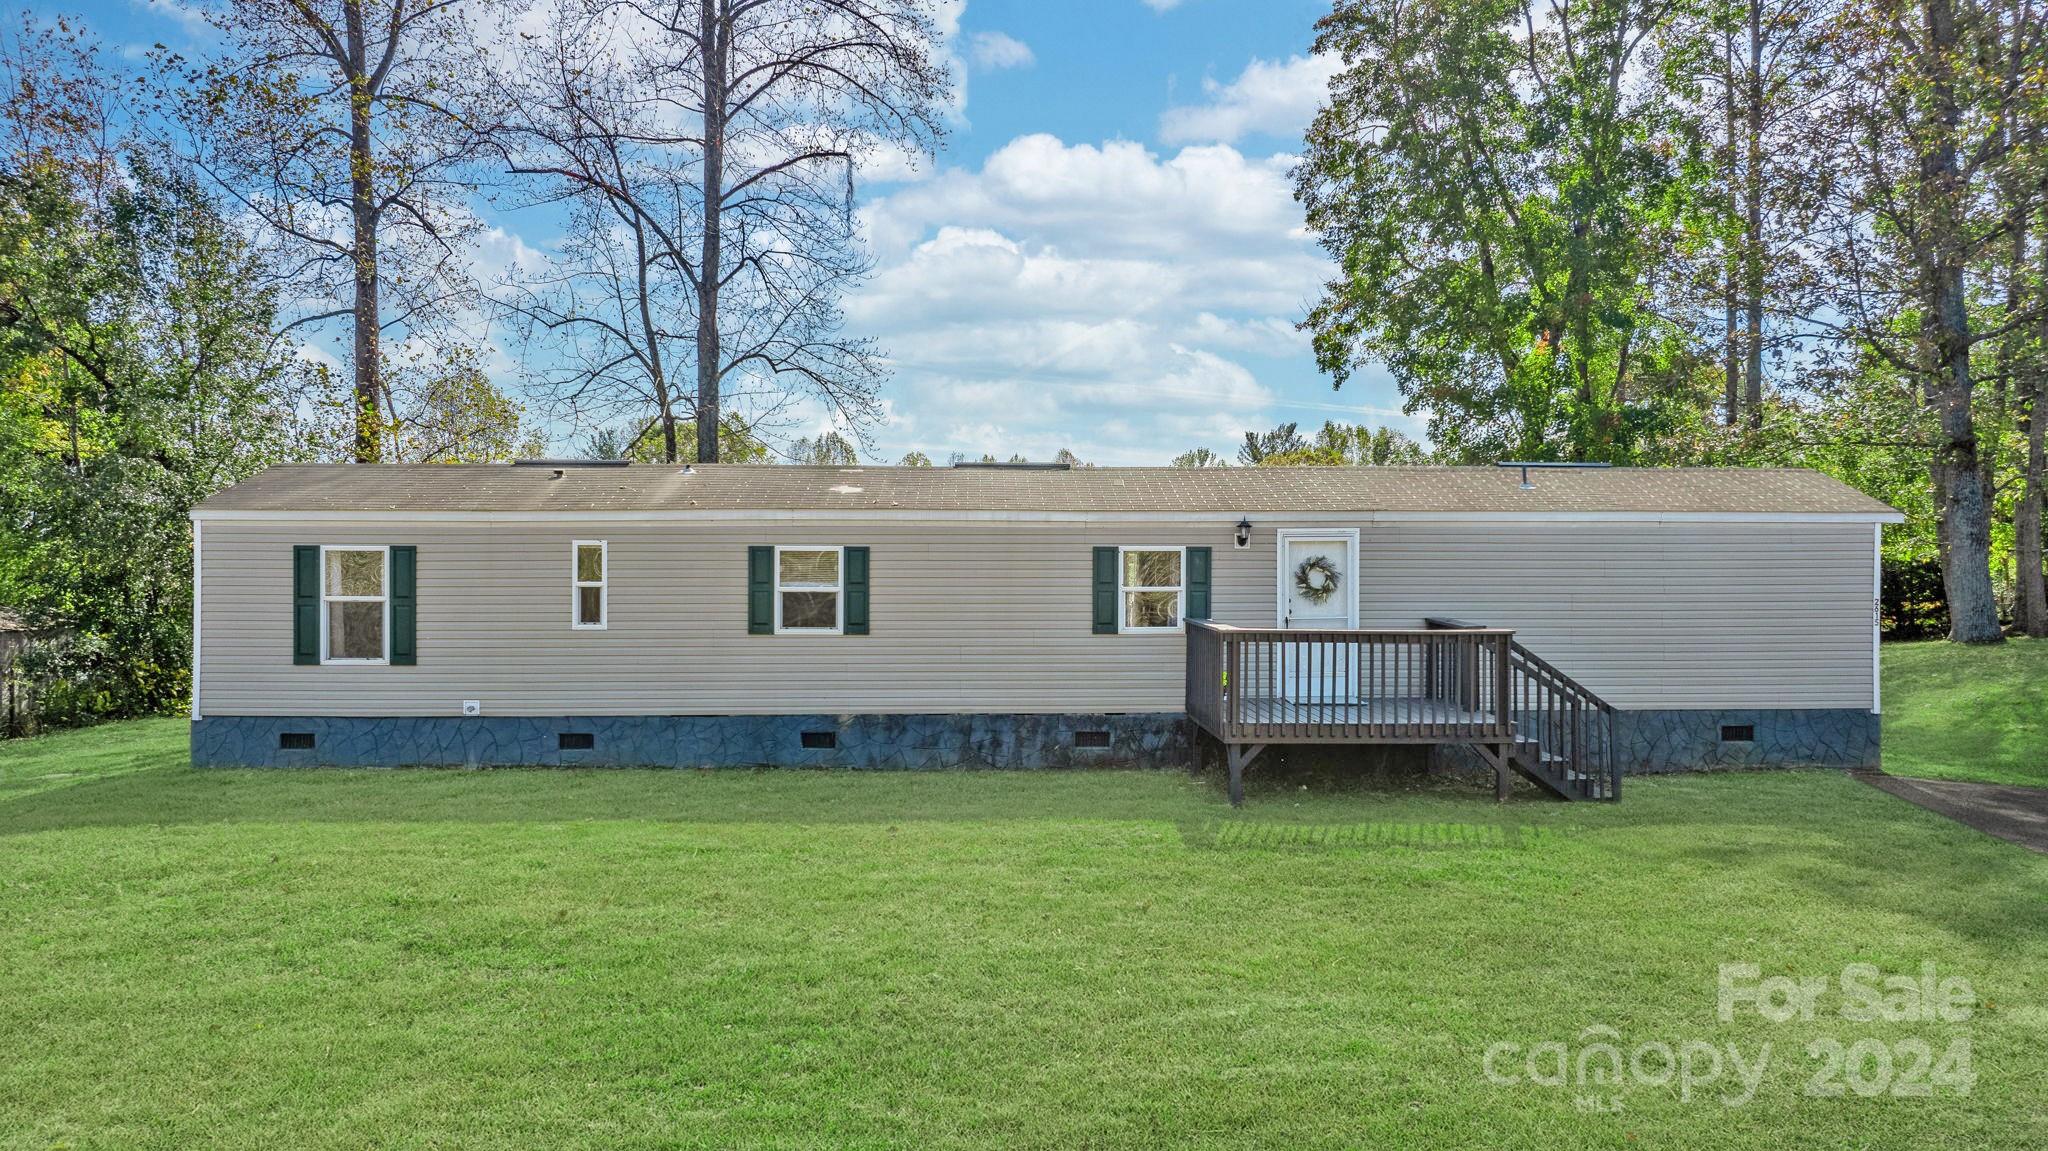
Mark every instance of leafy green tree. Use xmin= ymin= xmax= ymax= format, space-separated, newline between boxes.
xmin=1 ymin=135 xmax=306 ymax=718
xmin=1237 ymin=422 xmax=1309 ymax=465
xmin=1804 ymin=0 xmax=2048 ymax=642
xmin=789 ymin=431 xmax=858 ymax=465
xmin=1169 ymin=447 xmax=1229 ymax=468
xmin=582 ymin=414 xmax=770 ymax=463
xmin=1219 ymin=421 xmax=1429 ymax=466
xmin=897 ymin=450 xmax=933 ymax=467
xmin=1313 ymin=421 xmax=1428 ymax=465
xmin=1298 ymin=0 xmax=1707 ymax=463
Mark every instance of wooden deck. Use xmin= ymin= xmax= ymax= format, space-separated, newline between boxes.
xmin=1185 ymin=620 xmax=1618 ymax=805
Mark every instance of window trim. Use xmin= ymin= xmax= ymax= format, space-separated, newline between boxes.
xmin=773 ymin=544 xmax=844 ymax=636
xmin=1117 ymin=545 xmax=1186 ymax=634
xmin=571 ymin=539 xmax=608 ymax=630
xmin=318 ymin=544 xmax=390 ymax=665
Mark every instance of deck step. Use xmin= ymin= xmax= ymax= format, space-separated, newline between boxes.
xmin=1508 ymin=743 xmax=1604 ymax=802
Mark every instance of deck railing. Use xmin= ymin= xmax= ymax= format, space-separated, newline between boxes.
xmin=1185 ymin=621 xmax=1516 ymax=744
xmin=1504 ymin=639 xmax=1620 ymax=800
xmin=1429 ymin=618 xmax=1619 ymax=801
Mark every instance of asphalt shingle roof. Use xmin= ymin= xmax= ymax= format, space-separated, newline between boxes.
xmin=194 ymin=463 xmax=1901 ymax=517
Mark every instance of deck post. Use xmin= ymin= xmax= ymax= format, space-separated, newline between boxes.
xmin=1226 ymin=743 xmax=1264 ymax=806
xmin=1495 ymin=742 xmax=1512 ymax=801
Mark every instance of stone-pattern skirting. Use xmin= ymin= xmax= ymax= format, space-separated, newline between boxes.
xmin=190 ymin=712 xmax=1190 ymax=770
xmin=1432 ymin=707 xmax=1880 ymax=777
xmin=1613 ymin=708 xmax=1879 ymax=773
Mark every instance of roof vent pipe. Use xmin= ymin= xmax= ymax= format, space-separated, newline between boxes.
xmin=1496 ymin=460 xmax=1612 ymax=490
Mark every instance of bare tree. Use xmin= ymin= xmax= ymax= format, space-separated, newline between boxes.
xmin=499 ymin=193 xmax=700 ymax=461
xmin=492 ymin=0 xmax=949 ymax=462
xmin=171 ymin=0 xmax=496 ymax=462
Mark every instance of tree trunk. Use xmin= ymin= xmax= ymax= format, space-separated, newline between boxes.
xmin=2021 ymin=385 xmax=2048 ymax=636
xmin=1741 ymin=1 xmax=1764 ymax=430
xmin=1722 ymin=32 xmax=1741 ymax=426
xmin=2019 ymin=205 xmax=2048 ymax=635
xmin=694 ymin=0 xmax=725 ymax=465
xmin=631 ymin=220 xmax=678 ymax=463
xmin=345 ymin=0 xmax=382 ymax=463
xmin=1918 ymin=0 xmax=2002 ymax=643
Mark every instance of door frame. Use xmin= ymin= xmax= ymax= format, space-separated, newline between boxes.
xmin=1274 ymin=528 xmax=1360 ymax=629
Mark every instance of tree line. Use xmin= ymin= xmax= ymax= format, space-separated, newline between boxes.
xmin=1284 ymin=0 xmax=2046 ymax=643
xmin=2 ymin=0 xmax=2042 ymax=732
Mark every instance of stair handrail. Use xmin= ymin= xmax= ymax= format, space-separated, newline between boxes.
xmin=1505 ymin=639 xmax=1618 ymax=800
xmin=1427 ymin=616 xmax=1618 ymax=800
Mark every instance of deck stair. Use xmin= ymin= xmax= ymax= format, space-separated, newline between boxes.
xmin=1497 ymin=640 xmax=1617 ymax=802
xmin=1186 ymin=618 xmax=1618 ymax=804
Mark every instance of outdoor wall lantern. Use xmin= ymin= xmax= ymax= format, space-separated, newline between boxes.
xmin=1235 ymin=517 xmax=1253 ymax=550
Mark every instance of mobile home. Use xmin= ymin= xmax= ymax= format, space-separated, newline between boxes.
xmin=189 ymin=462 xmax=1900 ymax=800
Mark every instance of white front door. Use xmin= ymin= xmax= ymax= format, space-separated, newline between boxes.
xmin=1276 ymin=530 xmax=1360 ymax=702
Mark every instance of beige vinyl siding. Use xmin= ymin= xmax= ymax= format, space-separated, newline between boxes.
xmin=1351 ymin=521 xmax=1873 ymax=709
xmin=196 ymin=516 xmax=1875 ymax=717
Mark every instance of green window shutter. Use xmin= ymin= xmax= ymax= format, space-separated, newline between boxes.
xmin=1092 ymin=546 xmax=1119 ymax=634
xmin=292 ymin=545 xmax=319 ymax=665
xmin=843 ymin=546 xmax=870 ymax=635
xmin=748 ymin=546 xmax=774 ymax=634
xmin=1186 ymin=546 xmax=1212 ymax=621
xmin=390 ymin=545 xmax=417 ymax=665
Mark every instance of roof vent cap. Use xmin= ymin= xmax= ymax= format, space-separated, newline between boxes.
xmin=951 ymin=461 xmax=1071 ymax=470
xmin=1496 ymin=460 xmax=1611 ymax=490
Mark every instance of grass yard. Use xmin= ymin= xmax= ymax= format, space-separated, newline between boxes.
xmin=3 ymin=720 xmax=2047 ymax=1149
xmin=1883 ymin=636 xmax=2048 ymax=787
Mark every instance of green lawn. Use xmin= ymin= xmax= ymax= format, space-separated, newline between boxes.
xmin=3 ymin=720 xmax=2045 ymax=1148
xmin=1884 ymin=636 xmax=2048 ymax=787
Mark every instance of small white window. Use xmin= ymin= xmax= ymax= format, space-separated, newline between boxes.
xmin=1119 ymin=546 xmax=1184 ymax=632
xmin=572 ymin=540 xmax=607 ymax=629
xmin=321 ymin=546 xmax=388 ymax=663
xmin=775 ymin=546 xmax=842 ymax=634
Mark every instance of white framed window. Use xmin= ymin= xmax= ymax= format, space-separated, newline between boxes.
xmin=320 ymin=545 xmax=389 ymax=664
xmin=572 ymin=540 xmax=608 ymax=629
xmin=774 ymin=545 xmax=842 ymax=634
xmin=1119 ymin=546 xmax=1185 ymax=633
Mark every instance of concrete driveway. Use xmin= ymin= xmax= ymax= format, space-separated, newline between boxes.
xmin=1857 ymin=771 xmax=2048 ymax=854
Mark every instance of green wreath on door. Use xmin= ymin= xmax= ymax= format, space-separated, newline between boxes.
xmin=1292 ymin=554 xmax=1341 ymax=605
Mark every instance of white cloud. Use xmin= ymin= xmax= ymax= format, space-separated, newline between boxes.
xmin=1178 ymin=312 xmax=1308 ymax=356
xmin=1141 ymin=0 xmax=1188 ymax=11
xmin=965 ymin=31 xmax=1034 ymax=70
xmin=1158 ymin=54 xmax=1341 ymax=145
xmin=844 ymin=133 xmax=1400 ymax=465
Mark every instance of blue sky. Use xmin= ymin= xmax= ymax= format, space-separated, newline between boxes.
xmin=70 ymin=0 xmax=1412 ymax=464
